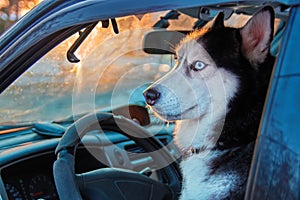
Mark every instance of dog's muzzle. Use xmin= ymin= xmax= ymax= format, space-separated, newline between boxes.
xmin=143 ymin=88 xmax=160 ymax=106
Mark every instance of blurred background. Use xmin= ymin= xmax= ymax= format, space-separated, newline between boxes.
xmin=0 ymin=0 xmax=42 ymax=34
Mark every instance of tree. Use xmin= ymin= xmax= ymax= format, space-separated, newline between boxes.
xmin=0 ymin=0 xmax=41 ymax=33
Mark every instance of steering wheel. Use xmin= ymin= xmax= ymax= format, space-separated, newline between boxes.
xmin=53 ymin=112 xmax=181 ymax=200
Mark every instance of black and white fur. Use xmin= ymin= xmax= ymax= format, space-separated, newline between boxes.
xmin=144 ymin=6 xmax=275 ymax=200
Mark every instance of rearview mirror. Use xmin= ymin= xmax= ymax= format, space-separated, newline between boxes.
xmin=143 ymin=30 xmax=187 ymax=54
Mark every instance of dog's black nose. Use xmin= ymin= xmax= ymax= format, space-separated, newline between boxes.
xmin=143 ymin=88 xmax=160 ymax=106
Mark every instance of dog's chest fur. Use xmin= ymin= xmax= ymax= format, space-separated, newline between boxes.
xmin=179 ymin=143 xmax=254 ymax=200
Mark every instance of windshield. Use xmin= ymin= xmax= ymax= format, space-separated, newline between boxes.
xmin=0 ymin=11 xmax=197 ymax=125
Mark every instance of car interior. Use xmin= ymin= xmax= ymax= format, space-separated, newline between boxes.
xmin=0 ymin=1 xmax=295 ymax=200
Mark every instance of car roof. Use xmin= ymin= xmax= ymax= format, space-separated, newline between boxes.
xmin=0 ymin=0 xmax=298 ymax=51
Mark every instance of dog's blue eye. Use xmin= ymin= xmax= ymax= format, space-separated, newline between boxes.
xmin=191 ymin=61 xmax=206 ymax=71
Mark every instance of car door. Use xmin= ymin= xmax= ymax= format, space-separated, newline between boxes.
xmin=246 ymin=4 xmax=300 ymax=200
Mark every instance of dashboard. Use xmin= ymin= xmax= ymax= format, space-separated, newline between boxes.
xmin=2 ymin=153 xmax=58 ymax=200
xmin=0 ymin=125 xmax=179 ymax=200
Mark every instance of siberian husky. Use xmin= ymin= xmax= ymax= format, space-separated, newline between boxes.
xmin=144 ymin=6 xmax=275 ymax=200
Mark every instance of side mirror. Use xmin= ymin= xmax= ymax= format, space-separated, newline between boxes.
xmin=143 ymin=30 xmax=187 ymax=54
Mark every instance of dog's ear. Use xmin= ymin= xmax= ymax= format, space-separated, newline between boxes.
xmin=240 ymin=6 xmax=274 ymax=67
xmin=211 ymin=12 xmax=224 ymax=29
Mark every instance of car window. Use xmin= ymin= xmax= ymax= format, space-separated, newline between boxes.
xmin=0 ymin=11 xmax=198 ymax=125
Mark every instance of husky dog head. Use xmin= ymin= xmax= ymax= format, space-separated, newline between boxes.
xmin=144 ymin=7 xmax=274 ymax=149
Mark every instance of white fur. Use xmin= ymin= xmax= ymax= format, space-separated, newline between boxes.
xmin=179 ymin=151 xmax=239 ymax=200
xmin=173 ymin=67 xmax=239 ymax=150
xmin=146 ymin=37 xmax=240 ymax=200
xmin=151 ymin=41 xmax=240 ymax=150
